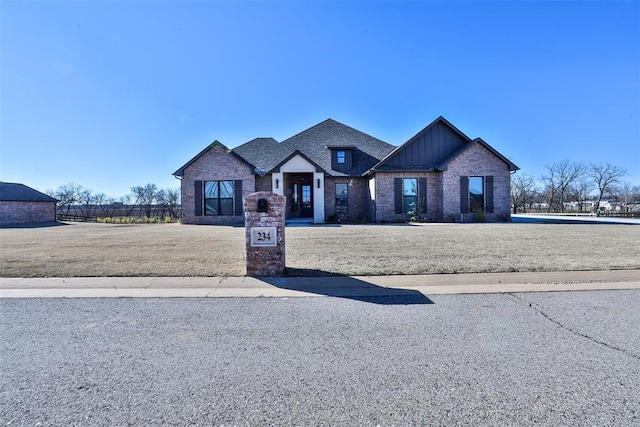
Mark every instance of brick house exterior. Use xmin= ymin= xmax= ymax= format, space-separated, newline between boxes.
xmin=174 ymin=117 xmax=519 ymax=224
xmin=0 ymin=182 xmax=58 ymax=226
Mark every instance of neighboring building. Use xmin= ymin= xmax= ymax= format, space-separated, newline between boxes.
xmin=173 ymin=116 xmax=519 ymax=224
xmin=0 ymin=182 xmax=58 ymax=226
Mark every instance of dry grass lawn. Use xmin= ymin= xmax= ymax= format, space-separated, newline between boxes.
xmin=1 ymin=222 xmax=638 ymax=277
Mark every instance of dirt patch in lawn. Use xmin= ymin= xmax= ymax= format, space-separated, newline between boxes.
xmin=1 ymin=222 xmax=638 ymax=277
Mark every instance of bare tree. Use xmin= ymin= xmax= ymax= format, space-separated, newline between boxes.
xmin=130 ymin=186 xmax=146 ymax=218
xmin=511 ymin=173 xmax=538 ymax=213
xmin=142 ymin=183 xmax=158 ymax=218
xmin=619 ymin=182 xmax=640 ymax=209
xmin=94 ymin=193 xmax=117 ymax=218
xmin=541 ymin=160 xmax=586 ymax=213
xmin=52 ymin=183 xmax=81 ymax=216
xmin=153 ymin=188 xmax=181 ymax=220
xmin=570 ymin=178 xmax=592 ymax=213
xmin=165 ymin=188 xmax=181 ymax=219
xmin=120 ymin=194 xmax=138 ymax=218
xmin=591 ymin=163 xmax=627 ymax=213
xmin=130 ymin=183 xmax=159 ymax=218
xmin=77 ymin=187 xmax=96 ymax=220
xmin=155 ymin=189 xmax=168 ymax=218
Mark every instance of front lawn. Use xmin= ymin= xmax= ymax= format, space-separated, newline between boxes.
xmin=0 ymin=222 xmax=638 ymax=277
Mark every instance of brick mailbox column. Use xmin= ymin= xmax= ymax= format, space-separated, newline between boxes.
xmin=244 ymin=192 xmax=286 ymax=276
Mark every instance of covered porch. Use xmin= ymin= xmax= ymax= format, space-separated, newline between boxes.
xmin=270 ymin=152 xmax=325 ymax=224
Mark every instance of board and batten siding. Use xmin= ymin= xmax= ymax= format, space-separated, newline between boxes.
xmin=379 ymin=121 xmax=468 ymax=169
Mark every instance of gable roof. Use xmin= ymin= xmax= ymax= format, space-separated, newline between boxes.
xmin=173 ymin=140 xmax=254 ymax=177
xmin=438 ymin=138 xmax=520 ymax=171
xmin=369 ymin=116 xmax=518 ymax=173
xmin=174 ymin=116 xmax=518 ymax=178
xmin=232 ymin=137 xmax=293 ymax=173
xmin=279 ymin=119 xmax=395 ymax=176
xmin=0 ymin=182 xmax=57 ymax=202
xmin=270 ymin=150 xmax=325 ymax=173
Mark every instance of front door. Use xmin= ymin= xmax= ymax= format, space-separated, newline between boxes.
xmin=290 ymin=177 xmax=313 ymax=218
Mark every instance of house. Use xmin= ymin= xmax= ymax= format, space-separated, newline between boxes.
xmin=173 ymin=116 xmax=519 ymax=224
xmin=0 ymin=182 xmax=58 ymax=226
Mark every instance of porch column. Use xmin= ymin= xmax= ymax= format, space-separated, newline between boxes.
xmin=313 ymin=172 xmax=325 ymax=223
xmin=272 ymin=172 xmax=284 ymax=196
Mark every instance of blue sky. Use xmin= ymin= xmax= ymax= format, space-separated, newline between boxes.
xmin=2 ymin=1 xmax=638 ymax=198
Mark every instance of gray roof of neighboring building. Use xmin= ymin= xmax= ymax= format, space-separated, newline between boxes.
xmin=279 ymin=119 xmax=395 ymax=176
xmin=232 ymin=138 xmax=294 ymax=174
xmin=0 ymin=182 xmax=57 ymax=202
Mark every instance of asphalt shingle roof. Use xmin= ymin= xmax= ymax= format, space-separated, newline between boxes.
xmin=232 ymin=138 xmax=293 ymax=173
xmin=279 ymin=119 xmax=395 ymax=176
xmin=0 ymin=182 xmax=57 ymax=202
xmin=175 ymin=117 xmax=517 ymax=178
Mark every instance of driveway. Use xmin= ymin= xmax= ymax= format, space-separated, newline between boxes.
xmin=2 ymin=290 xmax=639 ymax=426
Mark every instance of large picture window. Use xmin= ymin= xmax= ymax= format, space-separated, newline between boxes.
xmin=205 ymin=180 xmax=234 ymax=216
xmin=469 ymin=176 xmax=484 ymax=213
xmin=394 ymin=177 xmax=426 ymax=215
xmin=403 ymin=178 xmax=418 ymax=214
xmin=335 ymin=183 xmax=348 ymax=213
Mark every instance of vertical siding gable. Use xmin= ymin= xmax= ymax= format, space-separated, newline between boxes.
xmin=381 ymin=120 xmax=468 ymax=169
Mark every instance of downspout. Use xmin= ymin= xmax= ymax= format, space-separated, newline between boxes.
xmin=174 ymin=175 xmax=182 ymax=220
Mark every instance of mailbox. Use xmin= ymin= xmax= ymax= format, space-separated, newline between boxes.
xmin=244 ymin=192 xmax=285 ymax=276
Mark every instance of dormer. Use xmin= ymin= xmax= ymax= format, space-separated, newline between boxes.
xmin=327 ymin=145 xmax=355 ymax=172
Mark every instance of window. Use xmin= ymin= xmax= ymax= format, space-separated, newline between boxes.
xmin=330 ymin=148 xmax=352 ymax=170
xmin=469 ymin=176 xmax=484 ymax=213
xmin=403 ymin=178 xmax=418 ymax=214
xmin=335 ymin=183 xmax=348 ymax=213
xmin=394 ymin=177 xmax=426 ymax=215
xmin=205 ymin=180 xmax=234 ymax=216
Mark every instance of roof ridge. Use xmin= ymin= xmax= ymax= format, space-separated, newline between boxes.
xmin=281 ymin=118 xmax=391 ymax=147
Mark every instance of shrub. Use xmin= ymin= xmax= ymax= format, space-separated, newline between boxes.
xmin=326 ymin=213 xmax=339 ymax=223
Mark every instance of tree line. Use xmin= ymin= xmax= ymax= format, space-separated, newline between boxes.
xmin=46 ymin=183 xmax=181 ymax=221
xmin=511 ymin=161 xmax=638 ymax=214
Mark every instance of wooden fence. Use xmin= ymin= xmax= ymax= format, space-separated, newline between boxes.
xmin=57 ymin=214 xmax=97 ymax=223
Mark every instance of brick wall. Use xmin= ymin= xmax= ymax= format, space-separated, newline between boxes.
xmin=442 ymin=143 xmax=512 ymax=222
xmin=244 ymin=192 xmax=286 ymax=276
xmin=181 ymin=144 xmax=255 ymax=225
xmin=323 ymin=177 xmax=369 ymax=221
xmin=374 ymin=172 xmax=440 ymax=222
xmin=255 ymin=175 xmax=272 ymax=192
xmin=0 ymin=201 xmax=57 ymax=226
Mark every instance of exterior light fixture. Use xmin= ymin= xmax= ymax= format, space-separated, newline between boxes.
xmin=276 ymin=179 xmax=279 ymax=189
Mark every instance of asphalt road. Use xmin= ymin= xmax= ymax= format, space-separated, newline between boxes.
xmin=2 ymin=291 xmax=639 ymax=426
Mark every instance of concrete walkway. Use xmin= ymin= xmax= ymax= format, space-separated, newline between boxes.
xmin=1 ymin=270 xmax=638 ymax=298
